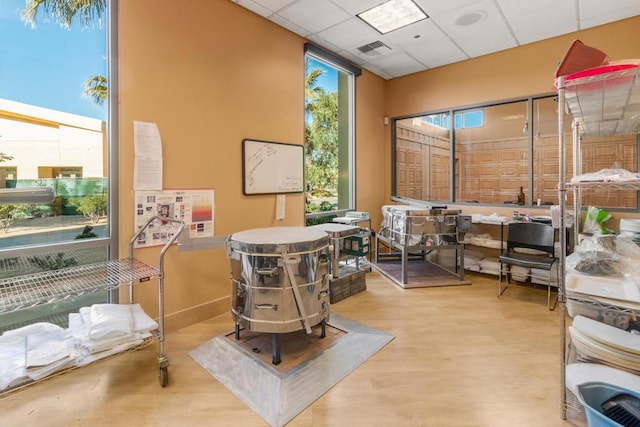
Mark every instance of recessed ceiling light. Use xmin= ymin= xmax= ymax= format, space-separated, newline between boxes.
xmin=454 ymin=10 xmax=487 ymax=27
xmin=357 ymin=0 xmax=428 ymax=35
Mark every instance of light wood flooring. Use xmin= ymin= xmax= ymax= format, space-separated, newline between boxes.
xmin=0 ymin=270 xmax=587 ymax=427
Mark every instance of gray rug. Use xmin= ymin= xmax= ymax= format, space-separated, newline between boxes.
xmin=372 ymin=259 xmax=471 ymax=288
xmin=189 ymin=314 xmax=394 ymax=427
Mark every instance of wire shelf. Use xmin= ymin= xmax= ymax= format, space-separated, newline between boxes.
xmin=566 ymin=291 xmax=640 ymax=316
xmin=563 ymin=68 xmax=640 ymax=137
xmin=0 ymin=259 xmax=160 ymax=313
xmin=566 ymin=180 xmax=640 ymax=190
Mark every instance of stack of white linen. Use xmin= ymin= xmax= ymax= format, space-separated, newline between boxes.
xmin=531 ymin=263 xmax=559 ymax=286
xmin=479 ymin=257 xmax=501 ymax=275
xmin=509 ymin=265 xmax=530 ymax=282
xmin=0 ymin=322 xmax=76 ymax=392
xmin=464 ymin=249 xmax=484 ymax=272
xmin=68 ymin=303 xmax=158 ymax=366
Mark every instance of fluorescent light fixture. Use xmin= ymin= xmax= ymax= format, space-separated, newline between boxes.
xmin=0 ymin=187 xmax=55 ymax=204
xmin=357 ymin=0 xmax=428 ymax=34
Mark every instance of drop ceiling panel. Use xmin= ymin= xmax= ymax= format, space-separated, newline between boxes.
xmin=277 ymin=0 xmax=351 ymax=34
xmin=305 ymin=34 xmax=343 ymax=56
xmin=232 ymin=0 xmax=274 ymax=18
xmin=269 ymin=14 xmax=312 ymax=37
xmin=244 ymin=0 xmax=298 ymax=13
xmin=431 ymin=0 xmax=518 ymax=58
xmin=365 ymin=51 xmax=426 ymax=77
xmin=316 ymin=18 xmax=381 ymax=50
xmin=328 ymin=0 xmax=386 ymax=15
xmin=498 ymin=0 xmax=577 ymax=45
xmin=413 ymin=0 xmax=485 ymax=18
xmin=230 ymin=0 xmax=640 ymax=79
xmin=579 ymin=0 xmax=640 ymax=29
xmin=382 ymin=20 xmax=468 ymax=68
xmin=403 ymin=38 xmax=468 ymax=69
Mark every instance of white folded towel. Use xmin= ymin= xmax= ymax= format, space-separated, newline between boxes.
xmin=25 ymin=328 xmax=69 ymax=369
xmin=3 ymin=322 xmax=63 ymax=338
xmin=69 ymin=304 xmax=157 ymax=355
xmin=130 ymin=304 xmax=158 ymax=332
xmin=88 ymin=304 xmax=134 ymax=340
xmin=76 ymin=332 xmax=143 ymax=355
xmin=0 ymin=334 xmax=27 ymax=391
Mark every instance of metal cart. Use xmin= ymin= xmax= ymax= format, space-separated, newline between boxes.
xmin=0 ymin=215 xmax=184 ymax=390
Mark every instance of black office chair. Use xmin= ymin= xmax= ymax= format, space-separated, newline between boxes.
xmin=498 ymin=222 xmax=558 ymax=310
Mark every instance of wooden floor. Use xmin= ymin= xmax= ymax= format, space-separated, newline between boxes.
xmin=0 ymin=270 xmax=587 ymax=427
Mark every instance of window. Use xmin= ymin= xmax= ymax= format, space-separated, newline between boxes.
xmin=0 ymin=0 xmax=115 ymax=333
xmin=455 ymin=101 xmax=528 ymax=204
xmin=395 ymin=114 xmax=452 ymax=201
xmin=393 ymin=95 xmax=639 ymax=211
xmin=304 ymin=44 xmax=359 ymax=222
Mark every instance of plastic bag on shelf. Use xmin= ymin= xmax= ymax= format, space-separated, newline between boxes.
xmin=568 ymin=234 xmax=622 ymax=276
xmin=569 ymin=234 xmax=640 ymax=281
xmin=550 ymin=205 xmax=574 ymax=229
xmin=582 ymin=206 xmax=613 ymax=235
xmin=570 ymin=166 xmax=640 ymax=183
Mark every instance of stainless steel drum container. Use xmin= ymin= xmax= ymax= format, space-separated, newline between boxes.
xmin=380 ymin=204 xmax=412 ymax=238
xmin=227 ymin=227 xmax=330 ymax=334
xmin=389 ymin=207 xmax=461 ymax=246
xmin=309 ymin=223 xmax=360 ymax=278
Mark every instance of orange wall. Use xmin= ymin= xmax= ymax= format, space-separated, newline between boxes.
xmin=119 ymin=2 xmax=637 ymax=329
xmin=118 ymin=0 xmax=387 ymax=328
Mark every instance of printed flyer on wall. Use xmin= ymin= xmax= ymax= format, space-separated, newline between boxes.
xmin=134 ymin=189 xmax=214 ymax=248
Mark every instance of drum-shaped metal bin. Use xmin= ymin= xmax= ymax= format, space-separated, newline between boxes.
xmin=389 ymin=207 xmax=461 ymax=246
xmin=227 ymin=227 xmax=330 ymax=334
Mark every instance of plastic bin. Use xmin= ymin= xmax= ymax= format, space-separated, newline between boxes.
xmin=577 ymin=382 xmax=640 ymax=427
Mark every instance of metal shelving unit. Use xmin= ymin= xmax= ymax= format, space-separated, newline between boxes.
xmin=0 ymin=215 xmax=184 ymax=392
xmin=557 ymin=67 xmax=640 ymax=420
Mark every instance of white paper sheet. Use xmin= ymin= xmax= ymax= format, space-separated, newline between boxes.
xmin=133 ymin=121 xmax=163 ymax=190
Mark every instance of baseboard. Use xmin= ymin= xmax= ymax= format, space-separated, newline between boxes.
xmin=163 ymin=296 xmax=230 ymax=332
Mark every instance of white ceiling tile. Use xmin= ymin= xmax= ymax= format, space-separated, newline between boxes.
xmin=579 ymin=0 xmax=640 ymax=29
xmin=232 ymin=0 xmax=639 ymax=79
xmin=269 ymin=13 xmax=312 ymax=36
xmin=379 ymin=19 xmax=468 ymax=68
xmin=380 ymin=18 xmax=441 ymax=47
xmin=414 ymin=0 xmax=484 ymax=18
xmin=247 ymin=0 xmax=299 ymax=13
xmin=366 ymin=51 xmax=425 ymax=73
xmin=499 ymin=0 xmax=577 ymax=45
xmin=360 ymin=63 xmax=394 ymax=80
xmin=404 ymin=38 xmax=468 ymax=68
xmin=305 ymin=34 xmax=343 ymax=55
xmin=431 ymin=0 xmax=517 ymax=57
xmin=316 ymin=18 xmax=381 ymax=50
xmin=277 ymin=0 xmax=351 ymax=34
xmin=231 ymin=0 xmax=274 ymax=18
xmin=327 ymin=0 xmax=384 ymax=15
xmin=335 ymin=49 xmax=368 ymax=67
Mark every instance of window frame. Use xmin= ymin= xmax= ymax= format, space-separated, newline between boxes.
xmin=0 ymin=0 xmax=118 ymax=273
xmin=391 ymin=93 xmax=640 ymax=212
xmin=303 ymin=44 xmax=360 ymax=221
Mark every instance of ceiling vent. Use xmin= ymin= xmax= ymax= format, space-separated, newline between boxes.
xmin=356 ymin=41 xmax=391 ymax=56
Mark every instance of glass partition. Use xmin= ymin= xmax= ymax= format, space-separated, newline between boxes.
xmin=392 ymin=94 xmax=638 ymax=211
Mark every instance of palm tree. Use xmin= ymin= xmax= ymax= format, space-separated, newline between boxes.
xmin=21 ymin=0 xmax=106 ymax=29
xmin=304 ymin=58 xmax=324 ymax=116
xmin=21 ymin=0 xmax=108 ymax=105
xmin=83 ymin=75 xmax=107 ymax=106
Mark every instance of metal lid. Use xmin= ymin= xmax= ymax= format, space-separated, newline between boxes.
xmin=229 ymin=226 xmax=329 ymax=254
xmin=310 ymin=223 xmax=360 ymax=238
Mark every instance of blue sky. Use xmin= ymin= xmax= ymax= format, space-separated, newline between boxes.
xmin=0 ymin=0 xmax=107 ymax=120
xmin=310 ymin=58 xmax=338 ymax=93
